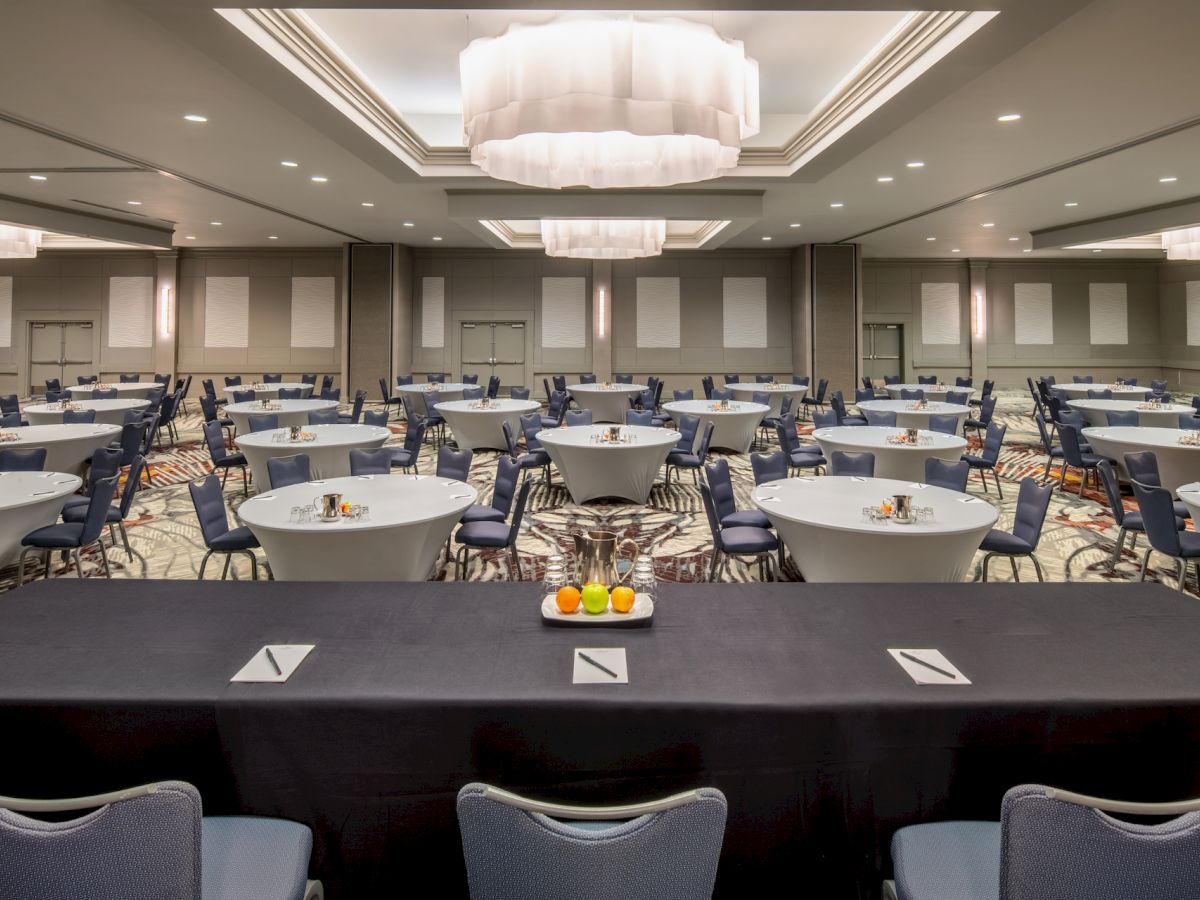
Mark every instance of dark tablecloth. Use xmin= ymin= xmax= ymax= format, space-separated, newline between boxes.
xmin=2 ymin=579 xmax=1199 ymax=899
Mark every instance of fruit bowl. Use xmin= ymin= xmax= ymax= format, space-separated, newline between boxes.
xmin=540 ymin=593 xmax=654 ymax=627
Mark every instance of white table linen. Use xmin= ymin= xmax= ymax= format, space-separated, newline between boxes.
xmin=238 ymin=474 xmax=477 ymax=581
xmin=0 ymin=471 xmax=82 ymax=562
xmin=812 ymin=426 xmax=966 ymax=482
xmin=25 ymin=399 xmax=148 ymax=426
xmin=434 ymin=398 xmax=541 ymax=450
xmin=566 ymin=383 xmax=648 ymax=423
xmin=1176 ymin=482 xmax=1200 ymax=521
xmin=753 ymin=475 xmax=996 ymax=582
xmin=856 ymin=399 xmax=972 ymax=430
xmin=66 ymin=382 xmax=159 ymax=400
xmin=0 ymin=424 xmax=121 ymax=475
xmin=1053 ymin=383 xmax=1151 ymax=402
xmin=537 ymin=424 xmax=678 ymax=503
xmin=397 ymin=382 xmax=470 ymax=416
xmin=236 ymin=424 xmax=391 ymax=490
xmin=726 ymin=382 xmax=807 ymax=417
xmin=225 ymin=399 xmax=339 ymax=434
xmin=661 ymin=399 xmax=770 ymax=453
xmin=1082 ymin=426 xmax=1200 ymax=494
xmin=884 ymin=383 xmax=976 ymax=402
xmin=221 ymin=382 xmax=313 ymax=401
xmin=1066 ymin=399 xmax=1192 ymax=429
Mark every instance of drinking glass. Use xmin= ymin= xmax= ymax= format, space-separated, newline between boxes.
xmin=630 ymin=567 xmax=656 ymax=603
xmin=543 ymin=564 xmax=568 ymax=599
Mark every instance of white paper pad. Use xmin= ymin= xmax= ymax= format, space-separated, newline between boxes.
xmin=572 ymin=647 xmax=628 ymax=684
xmin=231 ymin=645 xmax=315 ymax=683
xmin=888 ymin=648 xmax=970 ymax=685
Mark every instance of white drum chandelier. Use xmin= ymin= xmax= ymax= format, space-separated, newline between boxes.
xmin=460 ymin=17 xmax=759 ymax=189
xmin=541 ymin=220 xmax=667 ymax=259
xmin=0 ymin=224 xmax=42 ymax=259
xmin=1162 ymin=227 xmax=1200 ymax=260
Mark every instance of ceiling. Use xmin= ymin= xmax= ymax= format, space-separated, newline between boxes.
xmin=0 ymin=0 xmax=1195 ymax=260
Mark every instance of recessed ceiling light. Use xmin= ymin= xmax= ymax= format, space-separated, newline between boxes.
xmin=185 ymin=235 xmax=196 ymax=240
xmin=951 ymin=249 xmax=961 ymax=253
xmin=830 ymin=202 xmax=844 ymax=208
xmin=997 ymin=113 xmax=1021 ymax=122
xmin=310 ymin=176 xmax=328 ymax=183
xmin=127 ymin=200 xmax=142 ymax=206
xmin=926 ymin=237 xmax=936 ymax=241
xmin=1064 ymin=201 xmax=1078 ymax=207
xmin=28 ymin=174 xmax=47 ymax=181
xmin=402 ymin=221 xmax=415 ymax=227
xmin=280 ymin=160 xmax=299 ymax=167
xmin=1008 ymin=236 xmax=1019 ymax=241
xmin=906 ymin=161 xmax=925 ymax=168
xmin=789 ymin=223 xmax=801 ymax=228
xmin=1159 ymin=176 xmax=1178 ymax=183
xmin=432 ymin=236 xmax=443 ymax=241
xmin=877 ymin=176 xmax=894 ymax=183
xmin=981 ymin=223 xmax=995 ymax=228
xmin=183 ymin=114 xmax=208 ymax=123
xmin=361 ymin=202 xmax=375 ymax=207
xmin=268 ymin=235 xmax=278 ymax=240
xmin=1022 ymin=248 xmax=1032 ymax=253
xmin=209 ymin=221 xmax=222 ymax=226
xmin=1093 ymin=249 xmax=1102 ymax=253
xmin=761 ymin=236 xmax=772 ymax=241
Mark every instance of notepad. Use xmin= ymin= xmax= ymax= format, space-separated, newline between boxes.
xmin=231 ymin=645 xmax=315 ymax=683
xmin=888 ymin=648 xmax=970 ymax=685
xmin=572 ymin=648 xmax=629 ymax=684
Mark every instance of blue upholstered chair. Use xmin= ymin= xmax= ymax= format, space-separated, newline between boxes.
xmin=855 ymin=388 xmax=876 ymax=405
xmin=963 ymin=395 xmax=996 ymax=437
xmin=0 ymin=394 xmax=26 ymax=426
xmin=189 ymin=474 xmax=261 ymax=579
xmin=665 ymin=421 xmax=714 ymax=487
xmin=759 ymin=394 xmax=794 ymax=445
xmin=1132 ymin=479 xmax=1200 ymax=591
xmin=701 ymin=375 xmax=715 ymax=399
xmin=978 ymin=476 xmax=1052 ymax=581
xmin=517 ymin=414 xmax=553 ymax=484
xmin=426 ymin=373 xmax=446 ymax=383
xmin=0 ymin=448 xmax=46 ymax=471
xmin=700 ymin=481 xmax=777 ymax=581
xmin=307 ymin=409 xmax=338 ymax=426
xmin=750 ymin=451 xmax=788 ymax=485
xmin=223 ymin=375 xmax=242 ymax=388
xmin=454 ymin=479 xmax=531 ymax=579
xmin=830 ymin=450 xmax=875 ymax=477
xmin=1104 ymin=410 xmax=1138 ymax=426
xmin=927 ymin=414 xmax=959 ymax=435
xmin=395 ymin=374 xmax=413 ymax=388
xmin=361 ymin=409 xmax=389 ymax=428
xmin=625 ymin=409 xmax=654 ymax=426
xmin=437 ymin=446 xmax=473 ymax=481
xmin=232 ymin=389 xmax=256 ymax=404
xmin=615 ymin=374 xmax=634 ymax=384
xmin=44 ymin=377 xmax=61 ymax=393
xmin=320 ymin=374 xmax=335 ymax=395
xmin=962 ymin=421 xmax=1007 ymax=498
xmin=277 ymin=387 xmax=302 ymax=400
xmin=673 ymin=388 xmax=694 ymax=402
xmin=91 ymin=388 xmax=117 ymax=400
xmin=202 ymin=420 xmax=249 ymax=495
xmin=348 ymin=447 xmax=391 ymax=476
xmin=389 ymin=418 xmax=427 ymax=473
xmin=18 ymin=475 xmax=118 ymax=583
xmin=338 ymin=389 xmax=367 ymax=424
xmin=1096 ymin=459 xmax=1179 ymax=572
xmin=62 ymin=455 xmax=146 ymax=559
xmin=487 ymin=375 xmax=501 ymax=399
xmin=509 ymin=387 xmax=530 ymax=401
xmin=811 ymin=409 xmax=838 ymax=429
xmin=723 ymin=374 xmax=740 ymax=384
xmin=59 ymin=409 xmax=94 ymax=425
xmin=864 ymin=409 xmax=898 ymax=427
xmin=831 ymin=392 xmax=867 ymax=426
xmin=267 ymin=454 xmax=310 ymax=490
xmin=564 ymin=409 xmax=593 ymax=427
xmin=705 ymin=459 xmax=771 ymax=530
xmin=462 ymin=386 xmax=485 ymax=402
xmin=955 ymin=376 xmax=973 ymax=388
xmin=457 ymin=783 xmax=725 ymax=900
xmin=551 ymin=375 xmax=567 ymax=394
xmin=579 ymin=374 xmax=597 ymax=384
xmin=461 ymin=373 xmax=479 ymax=385
xmin=1088 ymin=388 xmax=1114 ymax=400
xmin=202 ymin=378 xmax=226 ymax=408
xmin=77 ymin=375 xmax=99 ymax=385
xmin=776 ymin=413 xmax=825 ymax=474
xmin=61 ymin=447 xmax=122 ymax=519
xmin=670 ymin=414 xmax=700 ymax=455
xmin=917 ymin=375 xmax=937 ymax=385
xmin=793 ymin=375 xmax=811 ymax=387
xmin=378 ymin=378 xmax=404 ymax=420
xmin=800 ymin=378 xmax=828 ymax=419
xmin=262 ymin=373 xmax=282 ymax=383
xmin=1124 ymin=451 xmax=1190 ymax=519
xmin=541 ymin=391 xmax=569 ymax=429
xmin=462 ymin=455 xmax=521 ymax=525
xmin=945 ymin=390 xmax=970 ymax=407
xmin=1181 ymin=412 xmax=1200 ymax=429
xmin=900 ymin=388 xmax=924 ymax=401
xmin=709 ymin=388 xmax=732 ymax=402
xmin=753 ymin=374 xmax=771 ymax=383
xmin=969 ymin=378 xmax=994 ymax=409
xmin=1056 ymin=424 xmax=1105 ymax=496
xmin=923 ymin=457 xmax=969 ymax=492
xmin=201 ymin=394 xmax=235 ymax=442
xmin=248 ymin=414 xmax=278 ymax=433
xmin=884 ymin=375 xmax=902 ymax=386
xmin=1073 ymin=374 xmax=1094 ymax=383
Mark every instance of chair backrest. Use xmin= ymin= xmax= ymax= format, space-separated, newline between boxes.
xmin=1179 ymin=413 xmax=1200 ymax=430
xmin=752 ymin=391 xmax=771 ymax=408
xmin=202 ymin=420 xmax=229 ymax=463
xmin=615 ymin=374 xmax=633 ymax=384
xmin=427 ymin=373 xmax=446 ymax=383
xmin=675 ymin=414 xmax=700 ymax=453
xmin=1043 ymin=375 xmax=1057 ymax=386
xmin=0 ymin=411 xmax=19 ymax=429
xmin=302 ymin=373 xmax=318 ymax=386
xmin=45 ymin=378 xmax=61 ymax=393
xmin=1096 ymin=460 xmax=1126 ymax=525
xmin=349 ymin=448 xmax=391 ymax=475
xmin=724 ymin=374 xmax=740 ymax=384
xmin=1057 ymin=423 xmax=1090 ymax=466
xmin=321 ymin=374 xmax=335 ymax=391
xmin=811 ymin=409 xmax=838 ymax=429
xmin=755 ymin=374 xmax=773 ymax=383
xmin=86 ymin=446 xmax=123 ymax=491
xmin=698 ymin=483 xmax=726 ymax=551
xmin=261 ymin=373 xmax=281 ymax=383
xmin=854 ymin=388 xmax=875 ymax=405
xmin=703 ymin=459 xmax=738 ymax=520
xmin=267 ymin=454 xmax=311 ymax=490
xmin=80 ymin=475 xmax=121 ymax=544
xmin=981 ymin=379 xmax=995 ymax=398
xmin=122 ymin=409 xmax=143 ymax=426
xmin=189 ymin=473 xmax=231 ymax=544
xmin=884 ymin=375 xmax=901 ymax=385
xmin=927 ymin=414 xmax=959 ymax=435
xmin=404 ymin=418 xmax=427 ymax=455
xmin=1131 ymin=479 xmax=1184 ymax=557
xmin=750 ymin=451 xmax=788 ymax=485
xmin=1073 ymin=375 xmax=1094 ymax=383
xmin=0 ymin=780 xmax=203 ymax=900
xmin=119 ymin=373 xmax=140 ymax=383
xmin=1057 ymin=409 xmax=1086 ymax=431
xmin=626 ymin=409 xmax=654 ymax=426
xmin=501 ymin=420 xmax=519 ymax=458
xmin=519 ymin=413 xmax=544 ymax=452
xmin=861 ymin=376 xmax=873 ymax=391
xmin=694 ymin=421 xmax=715 ymax=464
xmin=775 ymin=414 xmax=799 ymax=455
xmin=78 ymin=375 xmax=98 ymax=385
xmin=463 ymin=386 xmax=485 ymax=401
xmin=673 ymin=389 xmax=694 ymax=402
xmin=924 ymin=458 xmax=969 ymax=492
xmin=320 ymin=388 xmax=341 ymax=402
xmin=248 ymin=414 xmax=278 ymax=433
xmin=487 ymin=375 xmax=501 ymax=399
xmin=505 ymin=479 xmax=533 ymax=541
xmin=565 ymin=410 xmax=593 ymax=427
xmin=1088 ymin=388 xmax=1114 ymax=400
xmin=348 ymin=389 xmax=367 ymax=423
xmin=362 ymin=409 xmax=389 ymax=428
xmin=489 ymin=455 xmax=521 ymax=518
xmin=900 ymin=388 xmax=924 ymax=401
xmin=307 ymin=409 xmax=338 ymax=426
xmin=636 ymin=388 xmax=655 ymax=409
xmin=778 ymin=395 xmax=794 ymax=418
xmin=510 ymin=387 xmax=531 ymax=401
xmin=461 ymin=373 xmax=479 ymax=385
xmin=0 ymin=394 xmax=18 ymax=415
xmin=117 ymin=421 xmax=146 ymax=467
xmin=224 ymin=375 xmax=242 ymax=387
xmin=581 ymin=374 xmax=600 ymax=386
xmin=864 ymin=409 xmax=897 ymax=427
xmin=1105 ymin=410 xmax=1139 ymax=427
xmin=955 ymin=376 xmax=973 ymax=388
xmin=793 ymin=375 xmax=810 ymax=387
xmin=45 ymin=390 xmax=64 ymax=404
xmin=830 ymin=450 xmax=875 ymax=477
xmin=552 ymin=375 xmax=567 ymax=393
xmin=710 ymin=388 xmax=732 ymax=402
xmin=1011 ymin=477 xmax=1053 ymax=549
xmin=547 ymin=390 xmax=568 ymax=420
xmin=1151 ymin=378 xmax=1169 ymax=393
xmin=917 ymin=375 xmax=937 ymax=385
xmin=199 ymin=394 xmax=219 ymax=423
xmin=812 ymin=378 xmax=828 ymax=402
xmin=62 ymin=410 xmax=95 ymax=425
xmin=378 ymin=377 xmax=392 ymax=403
xmin=999 ymin=784 xmax=1200 ymax=900
xmin=829 ymin=392 xmax=848 ymax=421
xmin=980 ymin=421 xmax=1007 ymax=463
xmin=437 ymin=446 xmax=473 ymax=481
xmin=946 ymin=391 xmax=970 ymax=406
xmin=277 ymin=388 xmax=302 ymax=400
xmin=1123 ymin=451 xmax=1162 ymax=489
xmin=395 ymin=374 xmax=413 ymax=388
xmin=0 ymin=448 xmax=46 ymax=471
xmin=91 ymin=388 xmax=117 ymax=400
xmin=232 ymin=390 xmax=256 ymax=404
xmin=701 ymin=376 xmax=715 ymax=399
xmin=118 ymin=456 xmax=147 ymax=517
xmin=155 ymin=373 xmax=173 ymax=386
xmin=976 ymin=395 xmax=997 ymax=424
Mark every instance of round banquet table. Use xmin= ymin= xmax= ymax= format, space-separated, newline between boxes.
xmin=0 ymin=424 xmax=121 ymax=475
xmin=660 ymin=399 xmax=770 ymax=453
xmin=1053 ymin=383 xmax=1150 ymax=402
xmin=1082 ymin=426 xmax=1200 ymax=494
xmin=1066 ymin=399 xmax=1193 ymax=429
xmin=856 ymin=399 xmax=971 ymax=430
xmin=66 ymin=382 xmax=159 ymax=401
xmin=238 ymin=473 xmax=477 ymax=581
xmin=397 ymin=383 xmax=469 ymax=416
xmin=1177 ymin=482 xmax=1200 ymax=521
xmin=884 ymin=383 xmax=976 ymax=402
xmin=812 ymin=426 xmax=966 ymax=482
xmin=225 ymin=399 xmax=338 ymax=434
xmin=221 ymin=382 xmax=313 ymax=401
xmin=434 ymin=398 xmax=542 ymax=451
xmin=537 ymin=424 xmax=678 ymax=504
xmin=0 ymin=471 xmax=83 ymax=563
xmin=236 ymin=424 xmax=391 ymax=491
xmin=726 ymin=382 xmax=807 ymax=417
xmin=566 ymin=383 xmax=648 ymax=423
xmin=753 ymin=475 xmax=997 ymax=582
xmin=24 ymin=399 xmax=148 ymax=426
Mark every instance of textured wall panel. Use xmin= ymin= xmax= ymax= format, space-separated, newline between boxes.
xmin=1014 ymin=282 xmax=1053 ymax=345
xmin=0 ymin=276 xmax=11 ymax=348
xmin=811 ymin=245 xmax=857 ymax=397
xmin=542 ymin=277 xmax=586 ymax=348
xmin=636 ymin=277 xmax=680 ymax=348
xmin=421 ymin=276 xmax=445 ymax=348
xmin=290 ymin=276 xmax=336 ymax=348
xmin=349 ymin=244 xmax=392 ymax=399
xmin=1188 ymin=282 xmax=1200 ymax=346
xmin=204 ymin=276 xmax=249 ymax=348
xmin=723 ymin=276 xmax=767 ymax=348
xmin=107 ymin=276 xmax=153 ymax=348
xmin=920 ymin=282 xmax=960 ymax=345
xmin=1089 ymin=282 xmax=1128 ymax=344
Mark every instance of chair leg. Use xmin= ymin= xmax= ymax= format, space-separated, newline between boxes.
xmin=96 ymin=540 xmax=111 ymax=578
xmin=1130 ymin=533 xmax=1138 ymax=550
xmin=198 ymin=550 xmax=213 ymax=580
xmin=1110 ymin=528 xmax=1127 ymax=571
xmin=708 ymin=549 xmax=722 ymax=582
xmin=221 ymin=468 xmax=229 ymax=487
xmin=1009 ymin=555 xmax=1021 ymax=582
xmin=16 ymin=547 xmax=32 ymax=586
xmin=994 ymin=468 xmax=1003 ymax=500
xmin=221 ymin=554 xmax=232 ymax=580
xmin=119 ymin=522 xmax=133 ymax=559
xmin=981 ymin=553 xmax=993 ymax=582
xmin=1031 ymin=555 xmax=1045 ymax=582
xmin=1178 ymin=558 xmax=1189 ymax=592
xmin=1138 ymin=548 xmax=1152 ymax=581
xmin=1058 ymin=463 xmax=1067 ymax=490
xmin=72 ymin=548 xmax=84 ymax=578
xmin=509 ymin=544 xmax=521 ymax=580
xmin=242 ymin=466 xmax=249 ymax=497
xmin=247 ymin=551 xmax=259 ymax=580
xmin=42 ymin=550 xmax=50 ymax=579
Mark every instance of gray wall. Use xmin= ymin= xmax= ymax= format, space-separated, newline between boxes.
xmin=1160 ymin=260 xmax=1200 ymax=386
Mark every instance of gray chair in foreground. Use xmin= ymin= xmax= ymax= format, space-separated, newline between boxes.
xmin=977 ymin=476 xmax=1052 ymax=582
xmin=886 ymin=784 xmax=1200 ymax=900
xmin=0 ymin=780 xmax=322 ymax=900
xmin=458 ymin=783 xmax=726 ymax=900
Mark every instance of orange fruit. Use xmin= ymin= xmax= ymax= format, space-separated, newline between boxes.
xmin=611 ymin=586 xmax=635 ymax=613
xmin=555 ymin=585 xmax=581 ymax=614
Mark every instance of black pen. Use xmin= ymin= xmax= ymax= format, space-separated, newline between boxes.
xmin=578 ymin=651 xmax=618 ymax=679
xmin=265 ymin=647 xmax=283 ymax=676
xmin=900 ymin=651 xmax=957 ymax=680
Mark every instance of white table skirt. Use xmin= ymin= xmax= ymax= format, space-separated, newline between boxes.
xmin=661 ymin=400 xmax=770 ymax=453
xmin=753 ymin=475 xmax=996 ymax=582
xmin=221 ymin=382 xmax=313 ymax=401
xmin=66 ymin=383 xmax=158 ymax=400
xmin=884 ymin=384 xmax=976 ymax=402
xmin=0 ymin=471 xmax=82 ymax=563
xmin=726 ymin=383 xmax=807 ymax=417
xmin=397 ymin=383 xmax=469 ymax=416
xmin=226 ymin=400 xmax=339 ymax=434
xmin=1054 ymin=384 xmax=1151 ymax=402
xmin=856 ymin=400 xmax=972 ymax=431
xmin=813 ymin=426 xmax=966 ymax=482
xmin=1177 ymin=483 xmax=1200 ymax=521
xmin=236 ymin=424 xmax=391 ymax=490
xmin=567 ymin=384 xmax=648 ymax=423
xmin=537 ymin=425 xmax=678 ymax=503
xmin=434 ymin=399 xmax=542 ymax=450
xmin=1066 ymin=399 xmax=1192 ymax=429
xmin=25 ymin=399 xmax=149 ymax=426
xmin=0 ymin=424 xmax=122 ymax=476
xmin=1082 ymin=427 xmax=1200 ymax=494
xmin=238 ymin=474 xmax=477 ymax=581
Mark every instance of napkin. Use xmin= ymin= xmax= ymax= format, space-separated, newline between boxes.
xmin=572 ymin=648 xmax=628 ymax=684
xmin=231 ymin=645 xmax=315 ymax=683
xmin=888 ymin=649 xmax=970 ymax=685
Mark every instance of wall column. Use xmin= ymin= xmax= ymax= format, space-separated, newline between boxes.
xmin=346 ymin=243 xmax=394 ymax=398
xmin=810 ymin=243 xmax=861 ymax=398
xmin=968 ymin=260 xmax=989 ymax=386
xmin=153 ymin=251 xmax=179 ymax=379
xmin=591 ymin=260 xmax=613 ymax=380
xmin=393 ymin=244 xmax=413 ymax=379
xmin=790 ymin=246 xmax=812 ymax=378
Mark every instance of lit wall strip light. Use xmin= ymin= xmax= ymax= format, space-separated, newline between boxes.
xmin=598 ymin=286 xmax=607 ymax=339
xmin=974 ymin=291 xmax=985 ymax=338
xmin=159 ymin=286 xmax=173 ymax=339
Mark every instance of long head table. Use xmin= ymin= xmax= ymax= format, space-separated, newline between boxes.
xmin=1 ymin=580 xmax=1198 ymax=899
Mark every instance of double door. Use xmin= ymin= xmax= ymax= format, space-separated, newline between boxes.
xmin=29 ymin=321 xmax=95 ymax=393
xmin=862 ymin=323 xmax=903 ymax=386
xmin=460 ymin=322 xmax=526 ymax=394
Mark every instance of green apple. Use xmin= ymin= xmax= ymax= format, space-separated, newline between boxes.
xmin=581 ymin=582 xmax=609 ymax=614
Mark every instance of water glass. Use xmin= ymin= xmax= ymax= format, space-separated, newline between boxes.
xmin=543 ymin=564 xmax=568 ymax=599
xmin=290 ymin=506 xmax=304 ymax=523
xmin=630 ymin=567 xmax=656 ymax=603
xmin=357 ymin=505 xmax=370 ymax=521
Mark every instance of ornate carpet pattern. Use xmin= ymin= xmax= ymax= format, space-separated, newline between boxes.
xmin=1 ymin=390 xmax=1192 ymax=591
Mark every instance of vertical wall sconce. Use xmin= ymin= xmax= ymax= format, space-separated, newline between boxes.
xmin=974 ymin=291 xmax=985 ymax=338
xmin=597 ymin=285 xmax=607 ymax=339
xmin=159 ymin=285 xmax=173 ymax=339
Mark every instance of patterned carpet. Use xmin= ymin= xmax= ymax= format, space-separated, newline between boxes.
xmin=0 ymin=390 xmax=1191 ymax=591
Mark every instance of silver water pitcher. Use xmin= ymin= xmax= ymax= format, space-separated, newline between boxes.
xmin=314 ymin=492 xmax=342 ymax=521
xmin=573 ymin=530 xmax=639 ymax=588
xmin=893 ymin=494 xmax=913 ymax=523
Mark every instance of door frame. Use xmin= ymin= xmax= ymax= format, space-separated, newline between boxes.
xmin=22 ymin=315 xmax=100 ymax=397
xmin=861 ymin=314 xmax=914 ymax=383
xmin=450 ymin=311 xmax=533 ymax=393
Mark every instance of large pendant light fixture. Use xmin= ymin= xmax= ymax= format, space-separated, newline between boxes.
xmin=541 ymin=219 xmax=667 ymax=259
xmin=0 ymin=224 xmax=42 ymax=258
xmin=460 ymin=16 xmax=759 ymax=189
xmin=1163 ymin=227 xmax=1200 ymax=260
